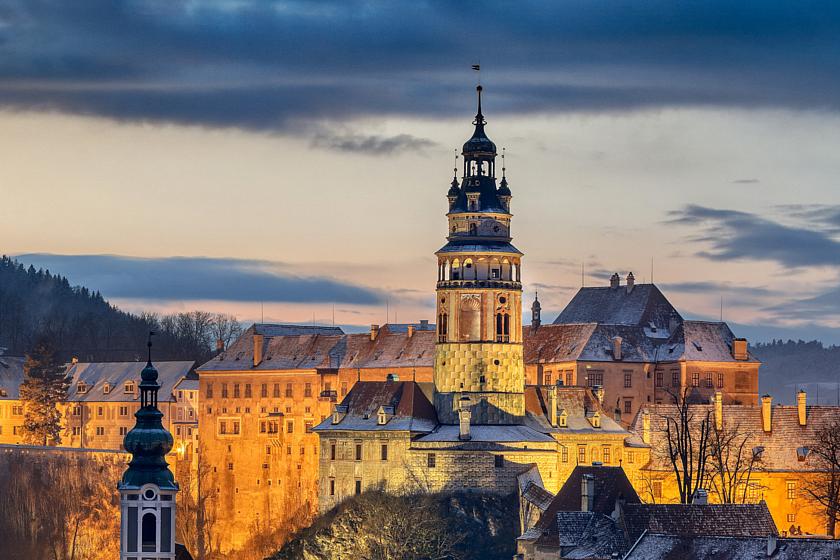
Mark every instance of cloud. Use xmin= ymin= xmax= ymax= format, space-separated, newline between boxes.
xmin=310 ymin=132 xmax=436 ymax=155
xmin=667 ymin=205 xmax=840 ymax=268
xmin=732 ymin=178 xmax=760 ymax=184
xmin=777 ymin=204 xmax=840 ymax=234
xmin=763 ymin=284 xmax=840 ymax=322
xmin=661 ymin=281 xmax=777 ymax=298
xmin=14 ymin=253 xmax=384 ymax=305
xmin=1 ymin=1 xmax=840 ymax=133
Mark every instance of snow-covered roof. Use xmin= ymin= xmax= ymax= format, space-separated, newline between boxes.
xmin=553 ymin=283 xmax=681 ymax=328
xmin=656 ymin=320 xmax=759 ymax=363
xmin=414 ymin=424 xmax=555 ymax=443
xmin=66 ymin=361 xmax=194 ymax=403
xmin=625 ymin=535 xmax=840 ymax=560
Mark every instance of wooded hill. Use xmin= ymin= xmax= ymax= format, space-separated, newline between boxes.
xmin=0 ymin=256 xmax=239 ymax=364
xmin=754 ymin=340 xmax=840 ymax=404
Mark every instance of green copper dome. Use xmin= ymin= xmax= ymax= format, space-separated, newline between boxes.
xmin=118 ymin=338 xmax=178 ymax=491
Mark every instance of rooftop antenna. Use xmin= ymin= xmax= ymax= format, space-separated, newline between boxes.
xmin=312 ymin=311 xmax=316 ymax=326
xmin=332 ymin=304 xmax=335 ymax=327
xmin=146 ymin=331 xmax=155 ymax=365
xmin=386 ymin=297 xmax=390 ymax=325
xmin=651 ymin=257 xmax=654 ymax=284
xmin=720 ymin=296 xmax=724 ymax=322
xmin=581 ymin=261 xmax=585 ymax=288
xmin=260 ymin=302 xmax=264 ymax=324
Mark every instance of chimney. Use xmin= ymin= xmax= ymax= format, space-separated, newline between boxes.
xmin=593 ymin=385 xmax=605 ymax=405
xmin=767 ymin=534 xmax=778 ymax=557
xmin=458 ymin=396 xmax=472 ymax=441
xmin=610 ymin=273 xmax=620 ymax=290
xmin=642 ymin=410 xmax=651 ymax=444
xmin=581 ymin=474 xmax=596 ymax=512
xmin=549 ymin=385 xmax=558 ymax=427
xmin=253 ymin=333 xmax=264 ymax=367
xmin=419 ymin=319 xmax=429 ymax=330
xmin=370 ymin=324 xmax=380 ymax=341
xmin=71 ymin=356 xmax=79 ymax=365
xmin=713 ymin=392 xmax=723 ymax=431
xmin=692 ymin=488 xmax=708 ymax=505
xmin=797 ymin=390 xmax=807 ymax=426
xmin=732 ymin=338 xmax=748 ymax=361
xmin=761 ymin=395 xmax=772 ymax=433
xmin=626 ymin=272 xmax=635 ymax=293
xmin=407 ymin=325 xmax=415 ymax=338
xmin=612 ymin=337 xmax=622 ymax=361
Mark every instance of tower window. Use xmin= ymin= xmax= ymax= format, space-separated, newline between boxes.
xmin=141 ymin=512 xmax=157 ymax=552
xmin=469 ymin=223 xmax=477 ymax=235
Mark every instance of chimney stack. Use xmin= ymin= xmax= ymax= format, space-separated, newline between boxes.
xmin=732 ymin=338 xmax=748 ymax=361
xmin=626 ymin=272 xmax=635 ymax=293
xmin=581 ymin=474 xmax=596 ymax=512
xmin=761 ymin=395 xmax=773 ymax=433
xmin=253 ymin=333 xmax=264 ymax=367
xmin=549 ymin=385 xmax=558 ymax=427
xmin=612 ymin=337 xmax=623 ymax=361
xmin=767 ymin=534 xmax=778 ymax=557
xmin=370 ymin=324 xmax=380 ymax=341
xmin=797 ymin=390 xmax=807 ymax=426
xmin=642 ymin=410 xmax=651 ymax=444
xmin=407 ymin=325 xmax=415 ymax=338
xmin=713 ymin=391 xmax=723 ymax=431
xmin=458 ymin=396 xmax=472 ymax=441
xmin=419 ymin=319 xmax=429 ymax=330
xmin=610 ymin=273 xmax=620 ymax=290
xmin=692 ymin=488 xmax=708 ymax=505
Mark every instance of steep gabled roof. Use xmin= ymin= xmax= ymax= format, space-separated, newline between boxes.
xmin=523 ymin=323 xmax=596 ymax=363
xmin=621 ymin=502 xmax=777 ymax=541
xmin=66 ymin=361 xmax=194 ymax=403
xmin=553 ymin=284 xmax=681 ymax=328
xmin=656 ymin=320 xmax=760 ymax=363
xmin=534 ymin=466 xmax=640 ymax=549
xmin=313 ymin=381 xmax=437 ymax=433
xmin=625 ymin=535 xmax=840 ymax=560
xmin=524 ymin=386 xmax=628 ymax=434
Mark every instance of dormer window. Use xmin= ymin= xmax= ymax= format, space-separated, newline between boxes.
xmin=797 ymin=446 xmax=810 ymax=462
xmin=77 ymin=382 xmax=89 ymax=394
xmin=103 ymin=382 xmax=111 ymax=395
xmin=125 ymin=381 xmax=136 ymax=394
xmin=0 ymin=388 xmax=7 ymax=397
xmin=377 ymin=405 xmax=395 ymax=425
xmin=558 ymin=410 xmax=568 ymax=428
xmin=332 ymin=404 xmax=348 ymax=425
xmin=588 ymin=411 xmax=601 ymax=429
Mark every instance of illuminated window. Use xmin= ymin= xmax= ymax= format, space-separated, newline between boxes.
xmin=602 ymin=446 xmax=611 ymax=464
xmin=691 ymin=372 xmax=700 ymax=387
xmin=787 ymin=481 xmax=796 ymax=500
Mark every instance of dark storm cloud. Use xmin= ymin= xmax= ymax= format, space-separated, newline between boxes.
xmin=1 ymin=1 xmax=840 ymax=133
xmin=660 ymin=281 xmax=777 ymax=298
xmin=667 ymin=205 xmax=840 ymax=268
xmin=310 ymin=132 xmax=437 ymax=155
xmin=763 ymin=285 xmax=840 ymax=322
xmin=15 ymin=254 xmax=384 ymax=305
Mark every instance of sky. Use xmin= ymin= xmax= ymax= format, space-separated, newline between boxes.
xmin=1 ymin=1 xmax=839 ymax=343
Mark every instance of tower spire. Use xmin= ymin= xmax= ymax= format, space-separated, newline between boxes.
xmin=474 ymin=85 xmax=486 ymax=126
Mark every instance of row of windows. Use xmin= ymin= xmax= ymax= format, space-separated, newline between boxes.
xmin=206 ymin=381 xmax=348 ymax=400
xmin=218 ymin=418 xmax=315 ymax=436
xmin=654 ymin=371 xmax=725 ymax=389
xmin=67 ymin=425 xmax=130 ymax=437
xmin=543 ymin=371 xmax=574 ymax=387
xmin=0 ymin=425 xmax=23 ymax=435
xmin=70 ymin=405 xmax=133 ymax=417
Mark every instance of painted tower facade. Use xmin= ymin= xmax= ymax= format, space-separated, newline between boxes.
xmin=434 ymin=86 xmax=525 ymax=424
xmin=118 ymin=337 xmax=179 ymax=560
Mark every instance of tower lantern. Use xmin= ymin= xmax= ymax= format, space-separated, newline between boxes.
xmin=119 ymin=333 xmax=178 ymax=559
xmin=434 ymin=85 xmax=525 ymax=424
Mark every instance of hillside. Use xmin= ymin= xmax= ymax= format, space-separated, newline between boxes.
xmin=754 ymin=340 xmax=840 ymax=404
xmin=269 ymin=491 xmax=517 ymax=560
xmin=0 ymin=256 xmax=233 ymax=363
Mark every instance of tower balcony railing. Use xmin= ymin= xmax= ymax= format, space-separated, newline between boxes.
xmin=437 ymin=279 xmax=521 ymax=290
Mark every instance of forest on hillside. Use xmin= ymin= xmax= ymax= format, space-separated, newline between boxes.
xmin=754 ymin=340 xmax=840 ymax=404
xmin=0 ymin=256 xmax=240 ymax=364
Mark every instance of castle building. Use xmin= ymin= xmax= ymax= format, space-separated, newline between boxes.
xmin=0 ymin=352 xmax=25 ymax=444
xmin=314 ymin=86 xmax=649 ymax=513
xmin=118 ymin=339 xmax=180 ymax=560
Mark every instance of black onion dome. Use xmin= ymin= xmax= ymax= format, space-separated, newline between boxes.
xmin=462 ymin=86 xmax=497 ymax=156
xmin=119 ymin=355 xmax=177 ymax=491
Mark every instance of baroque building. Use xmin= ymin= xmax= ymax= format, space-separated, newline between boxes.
xmin=314 ymin=86 xmax=649 ymax=513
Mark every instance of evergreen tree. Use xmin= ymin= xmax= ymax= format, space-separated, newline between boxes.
xmin=19 ymin=337 xmax=69 ymax=446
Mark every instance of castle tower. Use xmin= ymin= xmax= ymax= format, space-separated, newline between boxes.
xmin=434 ymin=85 xmax=525 ymax=424
xmin=119 ymin=334 xmax=178 ymax=559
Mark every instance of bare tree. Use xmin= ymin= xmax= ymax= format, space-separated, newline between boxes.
xmin=210 ymin=313 xmax=242 ymax=352
xmin=706 ymin=421 xmax=762 ymax=504
xmin=803 ymin=418 xmax=840 ymax=538
xmin=176 ymin=447 xmax=220 ymax=559
xmin=658 ymin=389 xmax=712 ymax=504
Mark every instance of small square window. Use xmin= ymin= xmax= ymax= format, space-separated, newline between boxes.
xmin=427 ymin=453 xmax=436 ymax=468
xmin=494 ymin=455 xmax=504 ymax=468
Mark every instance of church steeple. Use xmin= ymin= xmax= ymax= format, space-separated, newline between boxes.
xmin=119 ymin=333 xmax=178 ymax=559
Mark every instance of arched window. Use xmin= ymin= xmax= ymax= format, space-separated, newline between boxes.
xmin=451 ymin=259 xmax=461 ymax=280
xmin=464 ymin=258 xmax=475 ymax=279
xmin=142 ymin=512 xmax=157 ymax=552
xmin=495 ymin=313 xmax=510 ymax=342
xmin=438 ymin=313 xmax=448 ymax=342
xmin=469 ymin=223 xmax=477 ymax=236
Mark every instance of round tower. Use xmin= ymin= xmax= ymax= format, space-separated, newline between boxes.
xmin=119 ymin=334 xmax=178 ymax=559
xmin=434 ymin=85 xmax=525 ymax=424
